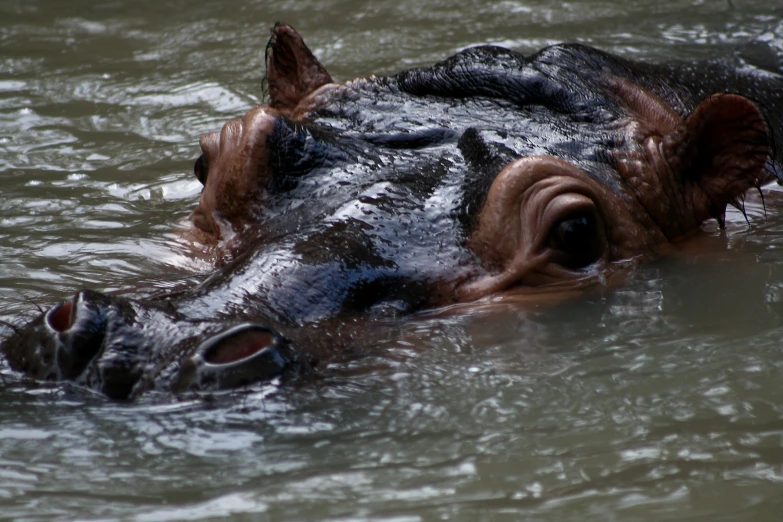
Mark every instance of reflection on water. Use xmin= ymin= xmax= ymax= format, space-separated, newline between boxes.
xmin=2 ymin=0 xmax=783 ymax=519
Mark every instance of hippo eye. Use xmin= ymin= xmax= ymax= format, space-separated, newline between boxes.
xmin=548 ymin=212 xmax=603 ymax=269
xmin=193 ymin=154 xmax=209 ymax=185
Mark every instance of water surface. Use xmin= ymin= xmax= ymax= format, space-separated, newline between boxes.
xmin=2 ymin=0 xmax=783 ymax=519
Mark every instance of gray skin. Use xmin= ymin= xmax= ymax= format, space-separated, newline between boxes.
xmin=2 ymin=25 xmax=781 ymax=400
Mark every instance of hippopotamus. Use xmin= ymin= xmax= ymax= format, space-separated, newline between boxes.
xmin=2 ymin=24 xmax=781 ymax=400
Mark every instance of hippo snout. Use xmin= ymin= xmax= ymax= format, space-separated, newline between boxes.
xmin=2 ymin=290 xmax=298 ymax=399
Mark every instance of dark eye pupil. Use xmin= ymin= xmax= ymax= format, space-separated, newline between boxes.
xmin=550 ymin=214 xmax=601 ymax=269
xmin=194 ymin=155 xmax=209 ymax=185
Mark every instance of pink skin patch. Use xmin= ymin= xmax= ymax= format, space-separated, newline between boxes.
xmin=47 ymin=300 xmax=74 ymax=333
xmin=202 ymin=329 xmax=275 ymax=365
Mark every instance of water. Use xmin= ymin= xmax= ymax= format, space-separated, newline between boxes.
xmin=2 ymin=0 xmax=783 ymax=519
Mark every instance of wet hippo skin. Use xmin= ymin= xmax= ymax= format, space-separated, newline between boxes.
xmin=2 ymin=24 xmax=781 ymax=399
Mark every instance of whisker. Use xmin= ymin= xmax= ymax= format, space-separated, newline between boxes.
xmin=732 ymin=195 xmax=750 ymax=225
xmin=12 ymin=289 xmax=45 ymax=314
xmin=756 ymin=184 xmax=767 ymax=220
xmin=0 ymin=319 xmax=24 ymax=338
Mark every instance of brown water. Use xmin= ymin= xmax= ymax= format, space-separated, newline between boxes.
xmin=2 ymin=0 xmax=783 ymax=519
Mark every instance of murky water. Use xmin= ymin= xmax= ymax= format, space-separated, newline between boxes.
xmin=3 ymin=0 xmax=783 ymax=519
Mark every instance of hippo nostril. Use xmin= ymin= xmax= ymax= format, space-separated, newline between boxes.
xmin=42 ymin=290 xmax=110 ymax=380
xmin=202 ymin=328 xmax=275 ymax=365
xmin=47 ymin=300 xmax=75 ymax=333
xmin=175 ymin=324 xmax=294 ymax=392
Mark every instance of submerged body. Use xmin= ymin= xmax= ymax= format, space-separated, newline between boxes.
xmin=2 ymin=25 xmax=781 ymax=399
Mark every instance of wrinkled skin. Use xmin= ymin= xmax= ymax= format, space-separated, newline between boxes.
xmin=2 ymin=24 xmax=782 ymax=400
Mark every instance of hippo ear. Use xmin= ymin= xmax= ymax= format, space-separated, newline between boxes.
xmin=266 ymin=24 xmax=333 ymax=113
xmin=668 ymin=94 xmax=771 ymax=226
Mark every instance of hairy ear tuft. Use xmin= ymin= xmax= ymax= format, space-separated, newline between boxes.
xmin=668 ymin=94 xmax=771 ymax=226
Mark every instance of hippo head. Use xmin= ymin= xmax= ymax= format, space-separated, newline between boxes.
xmin=1 ymin=25 xmax=773 ymax=399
